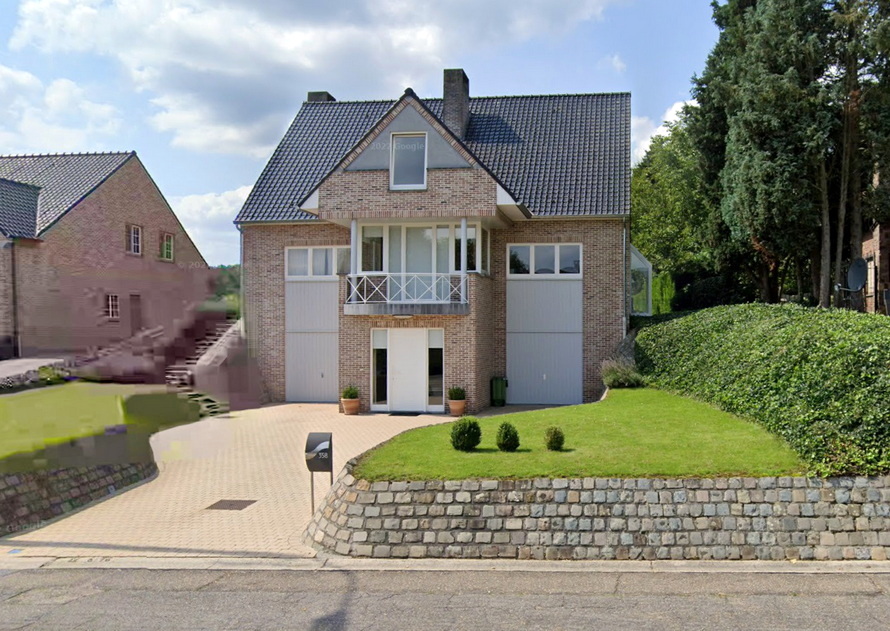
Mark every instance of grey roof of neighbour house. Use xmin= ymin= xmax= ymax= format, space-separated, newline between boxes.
xmin=0 ymin=178 xmax=40 ymax=238
xmin=0 ymin=152 xmax=134 ymax=237
xmin=235 ymin=92 xmax=630 ymax=223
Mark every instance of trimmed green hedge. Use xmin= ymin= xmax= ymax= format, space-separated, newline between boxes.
xmin=635 ymin=303 xmax=890 ymax=476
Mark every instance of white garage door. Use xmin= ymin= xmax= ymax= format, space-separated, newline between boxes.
xmin=285 ymin=281 xmax=339 ymax=402
xmin=506 ymin=279 xmax=583 ymax=405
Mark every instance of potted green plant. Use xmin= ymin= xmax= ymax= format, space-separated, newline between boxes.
xmin=341 ymin=385 xmax=360 ymax=415
xmin=447 ymin=386 xmax=466 ymax=417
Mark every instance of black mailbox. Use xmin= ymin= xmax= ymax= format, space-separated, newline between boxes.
xmin=305 ymin=432 xmax=333 ymax=473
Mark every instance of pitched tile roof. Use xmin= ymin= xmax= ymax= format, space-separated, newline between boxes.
xmin=0 ymin=152 xmax=134 ymax=237
xmin=0 ymin=178 xmax=40 ymax=238
xmin=235 ymin=92 xmax=630 ymax=224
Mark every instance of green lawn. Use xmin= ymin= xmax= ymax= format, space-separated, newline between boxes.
xmin=0 ymin=381 xmax=198 ymax=459
xmin=354 ymin=389 xmax=804 ymax=481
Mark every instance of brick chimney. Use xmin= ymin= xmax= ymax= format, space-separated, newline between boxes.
xmin=442 ymin=69 xmax=469 ymax=138
xmin=307 ymin=91 xmax=336 ymax=102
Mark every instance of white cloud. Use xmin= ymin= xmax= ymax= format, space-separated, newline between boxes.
xmin=631 ymin=100 xmax=692 ymax=164
xmin=598 ymin=53 xmax=626 ymax=74
xmin=10 ymin=0 xmax=620 ymax=158
xmin=0 ymin=64 xmax=120 ymax=153
xmin=170 ymin=185 xmax=252 ymax=266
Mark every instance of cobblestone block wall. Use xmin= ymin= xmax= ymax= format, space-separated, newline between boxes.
xmin=1 ymin=463 xmax=157 ymax=536
xmin=306 ymin=462 xmax=890 ymax=561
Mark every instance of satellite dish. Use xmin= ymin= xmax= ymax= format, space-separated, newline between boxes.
xmin=847 ymin=258 xmax=867 ymax=291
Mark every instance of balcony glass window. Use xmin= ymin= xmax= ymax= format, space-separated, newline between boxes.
xmin=362 ymin=226 xmax=384 ymax=272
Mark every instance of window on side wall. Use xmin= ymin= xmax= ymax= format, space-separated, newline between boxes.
xmin=391 ymin=133 xmax=427 ymax=189
xmin=126 ymin=224 xmax=142 ymax=255
xmin=867 ymin=257 xmax=876 ymax=296
xmin=507 ymin=244 xmax=582 ymax=277
xmin=286 ymin=246 xmax=349 ymax=279
xmin=160 ymin=233 xmax=174 ymax=261
xmin=105 ymin=294 xmax=120 ymax=320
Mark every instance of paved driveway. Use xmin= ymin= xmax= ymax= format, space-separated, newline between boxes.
xmin=0 ymin=358 xmax=67 ymax=380
xmin=0 ymin=405 xmax=447 ymax=559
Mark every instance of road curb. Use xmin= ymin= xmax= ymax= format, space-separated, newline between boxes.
xmin=3 ymin=555 xmax=890 ymax=573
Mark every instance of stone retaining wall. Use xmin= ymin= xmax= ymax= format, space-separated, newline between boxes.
xmin=1 ymin=463 xmax=157 ymax=536
xmin=306 ymin=462 xmax=890 ymax=561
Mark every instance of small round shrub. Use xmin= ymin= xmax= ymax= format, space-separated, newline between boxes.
xmin=341 ymin=385 xmax=359 ymax=399
xmin=496 ymin=422 xmax=520 ymax=452
xmin=450 ymin=417 xmax=481 ymax=452
xmin=545 ymin=426 xmax=565 ymax=451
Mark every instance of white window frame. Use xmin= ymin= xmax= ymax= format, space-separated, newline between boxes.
xmin=356 ymin=223 xmax=486 ymax=275
xmin=128 ymin=225 xmax=142 ymax=256
xmin=285 ymin=246 xmax=349 ymax=280
xmin=390 ymin=132 xmax=428 ymax=190
xmin=161 ymin=232 xmax=174 ymax=261
xmin=506 ymin=243 xmax=583 ymax=279
xmin=105 ymin=293 xmax=120 ymax=320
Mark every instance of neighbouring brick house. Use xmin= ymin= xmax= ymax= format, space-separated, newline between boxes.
xmin=0 ymin=152 xmax=211 ymax=358
xmin=236 ymin=69 xmax=635 ymax=413
xmin=862 ymin=222 xmax=889 ymax=313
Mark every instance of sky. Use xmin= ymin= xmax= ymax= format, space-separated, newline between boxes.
xmin=0 ymin=0 xmax=719 ymax=266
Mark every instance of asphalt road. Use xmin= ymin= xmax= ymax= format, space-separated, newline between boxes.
xmin=2 ymin=567 xmax=890 ymax=630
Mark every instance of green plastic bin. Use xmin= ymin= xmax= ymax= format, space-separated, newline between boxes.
xmin=491 ymin=377 xmax=508 ymax=407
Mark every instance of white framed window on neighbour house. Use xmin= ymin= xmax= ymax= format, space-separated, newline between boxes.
xmin=285 ymin=246 xmax=350 ymax=279
xmin=867 ymin=257 xmax=876 ymax=296
xmin=105 ymin=294 xmax=120 ymax=320
xmin=507 ymin=243 xmax=582 ymax=277
xmin=390 ymin=133 xmax=427 ymax=189
xmin=126 ymin=224 xmax=142 ymax=255
xmin=161 ymin=233 xmax=174 ymax=261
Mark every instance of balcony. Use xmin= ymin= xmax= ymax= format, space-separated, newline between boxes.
xmin=344 ymin=273 xmax=469 ymax=316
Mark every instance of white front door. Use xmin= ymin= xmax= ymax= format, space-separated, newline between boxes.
xmin=389 ymin=328 xmax=428 ymax=412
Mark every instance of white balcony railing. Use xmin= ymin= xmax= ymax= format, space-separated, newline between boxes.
xmin=347 ymin=273 xmax=467 ymax=305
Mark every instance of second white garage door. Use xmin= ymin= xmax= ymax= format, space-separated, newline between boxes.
xmin=506 ymin=278 xmax=583 ymax=405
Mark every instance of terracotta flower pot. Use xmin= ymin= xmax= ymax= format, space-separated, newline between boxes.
xmin=341 ymin=398 xmax=360 ymax=415
xmin=448 ymin=399 xmax=466 ymax=417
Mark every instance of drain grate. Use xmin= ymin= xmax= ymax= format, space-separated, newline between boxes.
xmin=206 ymin=500 xmax=256 ymax=511
xmin=389 ymin=412 xmax=420 ymax=417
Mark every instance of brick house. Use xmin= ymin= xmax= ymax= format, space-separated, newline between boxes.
xmin=236 ymin=69 xmax=634 ymax=413
xmin=0 ymin=152 xmax=211 ymax=359
xmin=862 ymin=223 xmax=889 ymax=313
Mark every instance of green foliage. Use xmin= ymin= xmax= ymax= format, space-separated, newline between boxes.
xmin=635 ymin=303 xmax=890 ymax=475
xmin=631 ymin=116 xmax=711 ymax=277
xmin=341 ymin=385 xmax=359 ymax=399
xmin=652 ymin=271 xmax=675 ymax=315
xmin=450 ymin=417 xmax=482 ymax=452
xmin=496 ymin=422 xmax=520 ymax=452
xmin=601 ymin=359 xmax=646 ymax=389
xmin=447 ymin=386 xmax=466 ymax=400
xmin=37 ymin=365 xmax=67 ymax=386
xmin=213 ymin=264 xmax=240 ymax=298
xmin=544 ymin=426 xmax=565 ymax=452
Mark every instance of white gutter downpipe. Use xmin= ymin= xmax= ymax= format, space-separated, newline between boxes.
xmin=460 ymin=218 xmax=468 ymax=300
xmin=623 ymin=219 xmax=628 ymax=334
xmin=350 ymin=219 xmax=358 ymax=275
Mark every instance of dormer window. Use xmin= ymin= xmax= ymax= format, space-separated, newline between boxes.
xmin=390 ymin=133 xmax=427 ymax=189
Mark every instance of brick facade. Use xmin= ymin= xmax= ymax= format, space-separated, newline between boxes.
xmin=0 ymin=237 xmax=11 ymax=342
xmin=8 ymin=157 xmax=211 ymax=355
xmin=318 ymin=167 xmax=498 ymax=222
xmin=241 ymin=222 xmax=351 ymax=401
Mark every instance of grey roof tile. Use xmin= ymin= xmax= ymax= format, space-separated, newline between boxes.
xmin=235 ymin=93 xmax=630 ymax=223
xmin=0 ymin=178 xmax=40 ymax=238
xmin=0 ymin=152 xmax=134 ymax=236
